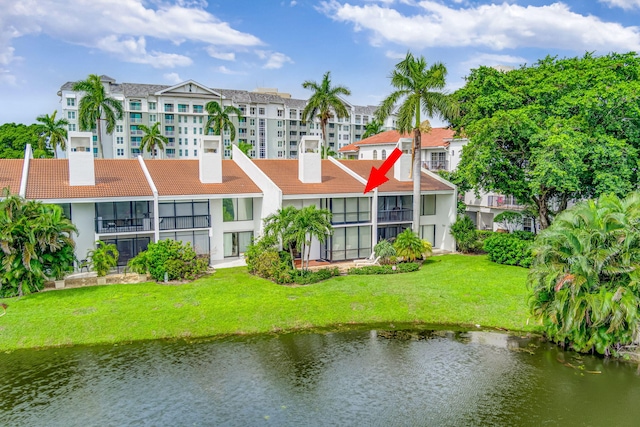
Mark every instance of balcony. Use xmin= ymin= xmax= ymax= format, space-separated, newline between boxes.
xmin=130 ymin=130 xmax=143 ymax=136
xmin=96 ymin=217 xmax=153 ymax=234
xmin=422 ymin=160 xmax=449 ymax=171
xmin=178 ymin=106 xmax=189 ymax=113
xmin=165 ymin=131 xmax=175 ymax=136
xmin=378 ymin=208 xmax=412 ymax=223
xmin=165 ymin=118 xmax=175 ymax=124
xmin=164 ymin=106 xmax=174 ymax=112
xmin=130 ymin=118 xmax=142 ymax=124
xmin=159 ymin=215 xmax=210 ymax=230
xmin=487 ymin=195 xmax=525 ymax=210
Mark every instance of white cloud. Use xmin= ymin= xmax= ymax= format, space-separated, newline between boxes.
xmin=0 ymin=69 xmax=17 ymax=86
xmin=256 ymin=50 xmax=294 ymax=69
xmin=462 ymin=53 xmax=526 ymax=69
xmin=385 ymin=50 xmax=406 ymax=59
xmin=319 ymin=0 xmax=640 ymax=52
xmin=290 ymin=1 xmax=298 ymax=6
xmin=1 ymin=0 xmax=264 ymax=79
xmin=163 ymin=72 xmax=183 ymax=84
xmin=214 ymin=65 xmax=246 ymax=75
xmin=600 ymin=0 xmax=640 ymax=9
xmin=205 ymin=46 xmax=236 ymax=61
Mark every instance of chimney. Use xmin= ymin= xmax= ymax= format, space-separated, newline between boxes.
xmin=67 ymin=131 xmax=95 ymax=186
xmin=199 ymin=135 xmax=223 ymax=183
xmin=393 ymin=138 xmax=413 ymax=182
xmin=298 ymin=136 xmax=322 ymax=183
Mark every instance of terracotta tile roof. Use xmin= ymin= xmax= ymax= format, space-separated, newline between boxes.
xmin=253 ymin=160 xmax=365 ymax=195
xmin=0 ymin=160 xmax=24 ymax=195
xmin=338 ymin=160 xmax=454 ymax=193
xmin=339 ymin=128 xmax=456 ymax=152
xmin=26 ymin=159 xmax=153 ymax=200
xmin=339 ymin=143 xmax=359 ymax=153
xmin=145 ymin=160 xmax=260 ymax=196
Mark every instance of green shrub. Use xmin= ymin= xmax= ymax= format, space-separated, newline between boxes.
xmin=127 ymin=239 xmax=208 ymax=281
xmin=450 ymin=215 xmax=477 ymax=253
xmin=374 ymin=239 xmax=396 ymax=264
xmin=292 ymin=268 xmax=341 ymax=284
xmin=348 ymin=262 xmax=420 ymax=275
xmin=512 ymin=230 xmax=535 ymax=241
xmin=88 ymin=241 xmax=119 ymax=277
xmin=393 ymin=229 xmax=432 ymax=261
xmin=483 ymin=233 xmax=532 ymax=268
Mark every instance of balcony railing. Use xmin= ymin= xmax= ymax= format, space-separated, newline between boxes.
xmin=422 ymin=160 xmax=449 ymax=171
xmin=165 ymin=119 xmax=175 ymax=124
xmin=487 ymin=195 xmax=525 ymax=210
xmin=159 ymin=215 xmax=210 ymax=230
xmin=130 ymin=118 xmax=142 ymax=123
xmin=378 ymin=208 xmax=413 ymax=223
xmin=130 ymin=130 xmax=143 ymax=136
xmin=96 ymin=217 xmax=153 ymax=233
xmin=164 ymin=106 xmax=174 ymax=112
xmin=165 ymin=131 xmax=175 ymax=136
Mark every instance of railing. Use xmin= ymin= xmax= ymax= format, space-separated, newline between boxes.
xmin=129 ymin=105 xmax=142 ymax=111
xmin=422 ymin=160 xmax=449 ymax=171
xmin=378 ymin=208 xmax=413 ymax=223
xmin=164 ymin=106 xmax=174 ymax=112
xmin=331 ymin=212 xmax=371 ymax=225
xmin=96 ymin=217 xmax=153 ymax=233
xmin=166 ymin=141 xmax=175 ymax=147
xmin=165 ymin=119 xmax=175 ymax=124
xmin=178 ymin=107 xmax=189 ymax=113
xmin=131 ymin=141 xmax=141 ymax=148
xmin=130 ymin=118 xmax=142 ymax=123
xmin=165 ymin=131 xmax=175 ymax=136
xmin=487 ymin=195 xmax=525 ymax=210
xmin=166 ymin=152 xmax=176 ymax=158
xmin=130 ymin=130 xmax=143 ymax=136
xmin=159 ymin=215 xmax=210 ymax=230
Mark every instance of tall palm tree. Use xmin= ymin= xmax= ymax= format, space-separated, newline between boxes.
xmin=138 ymin=122 xmax=168 ymax=159
xmin=263 ymin=205 xmax=299 ymax=269
xmin=528 ymin=192 xmax=640 ymax=356
xmin=204 ymin=101 xmax=243 ymax=141
xmin=292 ymin=205 xmax=333 ymax=271
xmin=376 ymin=52 xmax=459 ymax=232
xmin=362 ymin=119 xmax=384 ymax=139
xmin=72 ymin=74 xmax=124 ymax=158
xmin=35 ymin=110 xmax=68 ymax=158
xmin=301 ymin=71 xmax=351 ymax=157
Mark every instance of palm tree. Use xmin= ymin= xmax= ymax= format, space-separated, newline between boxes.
xmin=292 ymin=205 xmax=333 ymax=271
xmin=139 ymin=122 xmax=168 ymax=159
xmin=35 ymin=110 xmax=68 ymax=158
xmin=263 ymin=206 xmax=299 ymax=269
xmin=204 ymin=101 xmax=243 ymax=141
xmin=376 ymin=52 xmax=459 ymax=232
xmin=362 ymin=119 xmax=384 ymax=139
xmin=301 ymin=71 xmax=351 ymax=157
xmin=72 ymin=74 xmax=123 ymax=158
xmin=393 ymin=228 xmax=432 ymax=262
xmin=528 ymin=192 xmax=640 ymax=356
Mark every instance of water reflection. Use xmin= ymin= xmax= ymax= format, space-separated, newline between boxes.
xmin=1 ymin=329 xmax=639 ymax=426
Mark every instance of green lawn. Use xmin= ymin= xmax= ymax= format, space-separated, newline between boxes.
xmin=0 ymin=254 xmax=537 ymax=351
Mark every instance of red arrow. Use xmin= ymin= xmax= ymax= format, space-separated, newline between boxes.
xmin=363 ymin=148 xmax=403 ymax=193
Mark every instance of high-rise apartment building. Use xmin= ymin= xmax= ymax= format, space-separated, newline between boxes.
xmin=58 ymin=76 xmax=396 ymax=160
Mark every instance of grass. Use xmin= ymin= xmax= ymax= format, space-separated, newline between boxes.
xmin=0 ymin=254 xmax=538 ymax=351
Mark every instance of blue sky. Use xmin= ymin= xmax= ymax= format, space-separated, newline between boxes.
xmin=1 ymin=0 xmax=640 ymax=125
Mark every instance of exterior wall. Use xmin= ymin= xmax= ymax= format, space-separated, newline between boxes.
xmin=356 ymin=143 xmax=396 ymax=160
xmin=71 ymin=202 xmax=98 ymax=263
xmin=419 ymin=192 xmax=456 ymax=251
xmin=209 ymin=199 xmax=224 ymax=261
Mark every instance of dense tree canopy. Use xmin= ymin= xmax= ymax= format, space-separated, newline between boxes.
xmin=0 ymin=123 xmax=51 ymax=159
xmin=452 ymin=52 xmax=640 ymax=229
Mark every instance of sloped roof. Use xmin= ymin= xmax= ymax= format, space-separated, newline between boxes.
xmin=0 ymin=159 xmax=24 ymax=195
xmin=26 ymin=159 xmax=154 ymax=200
xmin=339 ymin=128 xmax=456 ymax=152
xmin=253 ymin=160 xmax=364 ymax=195
xmin=338 ymin=160 xmax=454 ymax=193
xmin=144 ymin=160 xmax=260 ymax=196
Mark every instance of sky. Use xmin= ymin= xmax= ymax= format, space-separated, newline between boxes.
xmin=1 ymin=0 xmax=640 ymax=125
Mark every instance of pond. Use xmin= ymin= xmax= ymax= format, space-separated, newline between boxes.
xmin=1 ymin=328 xmax=639 ymax=426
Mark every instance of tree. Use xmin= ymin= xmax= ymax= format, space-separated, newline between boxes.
xmin=87 ymin=240 xmax=119 ymax=277
xmin=450 ymin=215 xmax=477 ymax=253
xmin=237 ymin=141 xmax=253 ymax=156
xmin=72 ymin=74 xmax=124 ymax=158
xmin=376 ymin=52 xmax=459 ymax=233
xmin=494 ymin=211 xmax=524 ymax=233
xmin=263 ymin=206 xmax=299 ymax=269
xmin=204 ymin=100 xmax=243 ymax=141
xmin=139 ymin=122 xmax=168 ymax=159
xmin=393 ymin=228 xmax=432 ymax=262
xmin=362 ymin=119 xmax=384 ymax=139
xmin=292 ymin=205 xmax=333 ymax=270
xmin=0 ymin=123 xmax=50 ymax=159
xmin=35 ymin=110 xmax=68 ymax=158
xmin=528 ymin=192 xmax=640 ymax=356
xmin=301 ymin=71 xmax=351 ymax=157
xmin=452 ymin=52 xmax=640 ymax=229
xmin=0 ymin=189 xmax=77 ymax=297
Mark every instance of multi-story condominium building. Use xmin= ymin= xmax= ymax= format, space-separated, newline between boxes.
xmin=58 ymin=76 xmax=395 ymax=160
xmin=0 ymin=133 xmax=456 ymax=269
xmin=340 ymin=129 xmax=534 ymax=233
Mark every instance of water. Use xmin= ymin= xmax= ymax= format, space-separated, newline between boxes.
xmin=1 ymin=328 xmax=639 ymax=426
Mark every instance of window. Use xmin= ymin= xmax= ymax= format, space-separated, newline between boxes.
xmin=224 ymin=231 xmax=253 ymax=257
xmin=179 ymin=149 xmax=183 ymax=156
xmin=164 ymin=114 xmax=174 ymax=122
xmin=179 ymin=138 xmax=182 ymax=145
xmin=420 ymin=225 xmax=436 ymax=245
xmin=185 ymin=149 xmax=189 ymax=156
xmin=278 ymin=141 xmax=283 ymax=147
xmin=193 ymin=117 xmax=197 ymax=124
xmin=130 ymin=112 xmax=142 ymax=123
xmin=194 ymin=149 xmax=198 ymax=156
xmin=131 ymin=137 xmax=141 ymax=147
xmin=116 ymin=125 xmax=123 ymax=133
xmin=250 ymin=119 xmax=255 ymax=126
xmin=194 ymin=138 xmax=197 ymax=146
xmin=381 ymin=149 xmax=387 ymax=160
xmin=149 ymin=102 xmax=156 ymax=110
xmin=149 ymin=114 xmax=156 ymax=123
xmin=277 ymin=130 xmax=283 ymax=137
xmin=129 ymin=101 xmax=141 ymax=111
xmin=131 ymin=148 xmax=141 ymax=155
xmin=193 ymin=127 xmax=197 ymax=135
xmin=178 ymin=104 xmax=189 ymax=113
xmin=322 ymin=197 xmax=371 ymax=224
xmin=277 ymin=110 xmax=283 ymax=117
xmin=277 ymin=120 xmax=283 ymax=128
xmin=67 ymin=111 xmax=76 ymax=119
xmin=223 ymin=198 xmax=253 ymax=221
xmin=116 ymin=148 xmax=124 ymax=156
xmin=66 ymin=98 xmax=75 ymax=107
xmin=250 ymin=107 xmax=256 ymax=115
xmin=258 ymin=107 xmax=265 ymax=115
xmin=193 ymin=105 xmax=203 ymax=113
xmin=68 ymin=124 xmax=76 ymax=131
xmin=199 ymin=128 xmax=202 ymax=135
xmin=164 ymin=103 xmax=173 ymax=112
xmin=421 ymin=195 xmax=436 ymax=216
xmin=373 ymin=150 xmax=378 ymax=160
xmin=321 ymin=226 xmax=372 ymax=261
xmin=160 ymin=232 xmax=209 ymax=255
xmin=277 ymin=151 xmax=283 ymax=158
xmin=158 ymin=200 xmax=210 ymax=230
xmin=116 ymin=137 xmax=124 ymax=144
